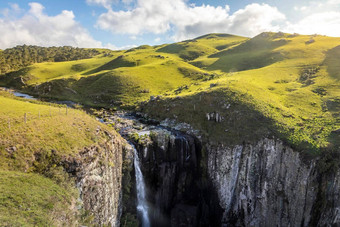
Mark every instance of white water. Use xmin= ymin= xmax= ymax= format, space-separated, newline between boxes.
xmin=133 ymin=147 xmax=150 ymax=227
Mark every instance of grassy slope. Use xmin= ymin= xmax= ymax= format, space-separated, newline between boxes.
xmin=0 ymin=171 xmax=76 ymax=226
xmin=26 ymin=55 xmax=116 ymax=84
xmin=0 ymin=34 xmax=246 ymax=107
xmin=141 ymin=33 xmax=340 ymax=150
xmin=152 ymin=33 xmax=340 ymax=147
xmin=0 ymin=31 xmax=339 ymax=224
xmin=1 ymin=32 xmax=339 ymax=149
xmin=210 ymin=33 xmax=340 ymax=149
xmin=0 ymin=90 xmax=116 ymax=225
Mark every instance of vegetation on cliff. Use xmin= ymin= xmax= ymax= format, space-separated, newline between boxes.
xmin=2 ymin=32 xmax=338 ymax=150
xmin=1 ymin=31 xmax=340 ymax=223
xmin=0 ymin=90 xmax=119 ymax=226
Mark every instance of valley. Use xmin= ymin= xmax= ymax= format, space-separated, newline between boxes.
xmin=0 ymin=31 xmax=340 ymax=226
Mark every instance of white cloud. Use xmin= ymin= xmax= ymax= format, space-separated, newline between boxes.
xmin=287 ymin=0 xmax=340 ymax=36
xmin=86 ymin=0 xmax=133 ymax=9
xmin=285 ymin=12 xmax=340 ymax=37
xmin=95 ymin=0 xmax=285 ymax=40
xmin=327 ymin=0 xmax=340 ymax=4
xmin=293 ymin=0 xmax=340 ymax=13
xmin=227 ymin=4 xmax=285 ymax=37
xmin=0 ymin=2 xmax=106 ymax=49
xmin=86 ymin=0 xmax=117 ymax=9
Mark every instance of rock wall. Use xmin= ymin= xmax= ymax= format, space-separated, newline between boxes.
xmin=207 ymin=138 xmax=340 ymax=226
xmin=98 ymin=111 xmax=340 ymax=226
xmin=135 ymin=129 xmax=223 ymax=227
xmin=69 ymin=133 xmax=124 ymax=226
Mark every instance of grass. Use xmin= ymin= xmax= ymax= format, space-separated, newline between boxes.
xmin=0 ymin=91 xmax=113 ymax=170
xmin=0 ymin=171 xmax=77 ymax=226
xmin=157 ymin=33 xmax=247 ymax=61
xmin=18 ymin=54 xmax=118 ymax=84
xmin=0 ymin=31 xmax=340 ymax=225
xmin=1 ymin=32 xmax=340 ymax=150
xmin=0 ymin=90 xmax=119 ymax=225
xmin=140 ymin=89 xmax=273 ymax=146
xmin=140 ymin=32 xmax=340 ymax=150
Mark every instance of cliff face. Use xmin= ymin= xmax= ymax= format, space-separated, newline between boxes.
xmin=134 ymin=129 xmax=222 ymax=227
xmin=207 ymin=138 xmax=340 ymax=226
xmin=67 ymin=133 xmax=124 ymax=226
xmin=97 ymin=111 xmax=340 ymax=226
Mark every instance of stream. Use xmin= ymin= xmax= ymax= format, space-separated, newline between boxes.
xmin=1 ymin=87 xmax=37 ymax=100
xmin=4 ymin=88 xmax=222 ymax=226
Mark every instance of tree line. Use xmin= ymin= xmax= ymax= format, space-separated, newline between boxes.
xmin=0 ymin=45 xmax=101 ymax=74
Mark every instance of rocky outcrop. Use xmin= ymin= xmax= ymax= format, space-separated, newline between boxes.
xmin=98 ymin=111 xmax=340 ymax=226
xmin=207 ymin=138 xmax=340 ymax=226
xmin=135 ymin=129 xmax=223 ymax=227
xmin=69 ymin=133 xmax=124 ymax=226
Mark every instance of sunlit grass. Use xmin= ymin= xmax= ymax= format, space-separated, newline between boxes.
xmin=1 ymin=32 xmax=340 ymax=149
xmin=0 ymin=171 xmax=76 ymax=226
xmin=0 ymin=91 xmax=114 ymax=170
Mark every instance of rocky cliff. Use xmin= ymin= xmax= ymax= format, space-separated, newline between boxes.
xmin=128 ymin=128 xmax=223 ymax=226
xmin=65 ymin=132 xmax=125 ymax=226
xmin=98 ymin=111 xmax=340 ymax=226
xmin=208 ymin=138 xmax=340 ymax=227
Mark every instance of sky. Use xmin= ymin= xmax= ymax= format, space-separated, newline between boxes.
xmin=0 ymin=0 xmax=339 ymax=49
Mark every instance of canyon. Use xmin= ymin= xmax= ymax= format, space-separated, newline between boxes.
xmin=95 ymin=111 xmax=340 ymax=226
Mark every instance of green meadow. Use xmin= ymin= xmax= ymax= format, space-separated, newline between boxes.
xmin=0 ymin=90 xmax=116 ymax=225
xmin=0 ymin=31 xmax=340 ymax=224
xmin=2 ymin=32 xmax=338 ymax=150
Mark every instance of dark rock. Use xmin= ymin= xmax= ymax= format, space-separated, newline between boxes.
xmin=134 ymin=130 xmax=223 ymax=226
xmin=332 ymin=128 xmax=340 ymax=134
xmin=306 ymin=38 xmax=315 ymax=44
xmin=171 ymin=204 xmax=198 ymax=227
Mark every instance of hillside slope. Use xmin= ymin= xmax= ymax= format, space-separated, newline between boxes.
xmin=0 ymin=45 xmax=104 ymax=74
xmin=0 ymin=90 xmax=124 ymax=226
xmin=143 ymin=32 xmax=340 ymax=150
xmin=0 ymin=34 xmax=246 ymax=107
xmin=1 ymin=32 xmax=340 ymax=150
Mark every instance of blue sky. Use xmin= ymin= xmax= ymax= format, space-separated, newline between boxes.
xmin=0 ymin=0 xmax=339 ymax=49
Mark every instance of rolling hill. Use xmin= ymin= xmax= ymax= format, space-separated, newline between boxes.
xmin=1 ymin=31 xmax=340 ymax=226
xmin=1 ymin=32 xmax=340 ymax=151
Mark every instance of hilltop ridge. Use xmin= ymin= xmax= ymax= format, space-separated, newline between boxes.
xmin=1 ymin=31 xmax=340 ymax=150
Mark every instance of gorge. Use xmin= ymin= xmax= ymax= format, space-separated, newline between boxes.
xmin=98 ymin=110 xmax=340 ymax=226
xmin=4 ymin=85 xmax=340 ymax=226
xmin=1 ymin=31 xmax=340 ymax=226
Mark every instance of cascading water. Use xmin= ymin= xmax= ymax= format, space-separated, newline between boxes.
xmin=133 ymin=147 xmax=150 ymax=227
xmin=99 ymin=111 xmax=222 ymax=226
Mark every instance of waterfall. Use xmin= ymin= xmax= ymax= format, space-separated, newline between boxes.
xmin=133 ymin=147 xmax=150 ymax=227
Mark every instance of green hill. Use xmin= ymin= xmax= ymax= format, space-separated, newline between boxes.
xmin=1 ymin=32 xmax=340 ymax=151
xmin=0 ymin=45 xmax=105 ymax=75
xmin=0 ymin=35 xmax=246 ymax=107
xmin=0 ymin=90 xmax=118 ymax=225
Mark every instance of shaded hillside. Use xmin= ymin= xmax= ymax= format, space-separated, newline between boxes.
xmin=157 ymin=33 xmax=247 ymax=61
xmin=1 ymin=32 xmax=340 ymax=150
xmin=323 ymin=45 xmax=340 ymax=80
xmin=205 ymin=32 xmax=288 ymax=72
